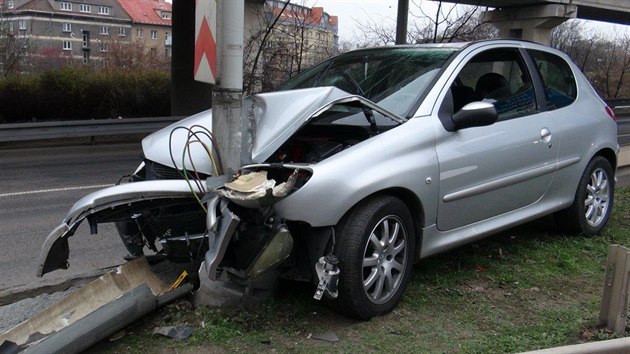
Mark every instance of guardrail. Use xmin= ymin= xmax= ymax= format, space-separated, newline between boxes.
xmin=0 ymin=108 xmax=627 ymax=144
xmin=0 ymin=117 xmax=182 ymax=143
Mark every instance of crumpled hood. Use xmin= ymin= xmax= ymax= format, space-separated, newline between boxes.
xmin=141 ymin=87 xmax=353 ymax=174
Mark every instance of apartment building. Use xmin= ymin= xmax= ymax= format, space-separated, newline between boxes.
xmin=117 ymin=0 xmax=172 ymax=58
xmin=2 ymin=0 xmax=132 ymax=65
xmin=253 ymin=0 xmax=338 ymax=90
xmin=1 ymin=0 xmax=171 ymax=67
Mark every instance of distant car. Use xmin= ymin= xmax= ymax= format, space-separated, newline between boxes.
xmin=40 ymin=40 xmax=618 ymax=320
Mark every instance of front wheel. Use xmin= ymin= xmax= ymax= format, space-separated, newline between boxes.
xmin=330 ymin=195 xmax=415 ymax=320
xmin=555 ymin=156 xmax=614 ymax=236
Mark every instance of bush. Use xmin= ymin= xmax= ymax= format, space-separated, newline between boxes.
xmin=0 ymin=68 xmax=171 ymax=123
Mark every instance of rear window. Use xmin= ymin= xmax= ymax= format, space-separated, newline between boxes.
xmin=528 ymin=50 xmax=577 ymax=110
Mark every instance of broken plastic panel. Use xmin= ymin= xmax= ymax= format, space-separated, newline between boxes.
xmin=0 ymin=258 xmax=192 ymax=354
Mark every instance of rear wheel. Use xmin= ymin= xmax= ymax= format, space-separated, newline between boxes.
xmin=555 ymin=156 xmax=614 ymax=236
xmin=331 ymin=195 xmax=415 ymax=320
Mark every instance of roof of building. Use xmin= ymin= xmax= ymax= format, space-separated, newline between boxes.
xmin=267 ymin=1 xmax=338 ymax=34
xmin=5 ymin=0 xmax=131 ymax=21
xmin=118 ymin=0 xmax=171 ymax=26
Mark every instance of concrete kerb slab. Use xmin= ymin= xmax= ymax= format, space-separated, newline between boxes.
xmin=618 ymin=145 xmax=630 ymax=168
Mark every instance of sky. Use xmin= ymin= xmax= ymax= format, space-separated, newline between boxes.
xmin=304 ymin=0 xmax=400 ymax=40
xmin=302 ymin=0 xmax=628 ymax=42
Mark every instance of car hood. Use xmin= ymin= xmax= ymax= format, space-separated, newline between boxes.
xmin=142 ymin=87 xmax=355 ymax=174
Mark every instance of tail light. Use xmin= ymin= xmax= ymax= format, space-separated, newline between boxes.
xmin=605 ymin=106 xmax=617 ymax=120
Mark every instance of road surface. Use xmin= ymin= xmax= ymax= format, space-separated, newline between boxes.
xmin=0 ymin=144 xmax=141 ymax=292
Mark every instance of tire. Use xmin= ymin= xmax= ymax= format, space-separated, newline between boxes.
xmin=330 ymin=195 xmax=415 ymax=320
xmin=555 ymin=156 xmax=614 ymax=236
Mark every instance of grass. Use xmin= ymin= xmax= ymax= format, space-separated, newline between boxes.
xmin=93 ymin=187 xmax=630 ymax=354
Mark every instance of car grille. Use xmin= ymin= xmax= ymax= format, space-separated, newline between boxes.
xmin=144 ymin=160 xmax=210 ymax=180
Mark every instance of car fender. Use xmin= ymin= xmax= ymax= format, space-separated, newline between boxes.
xmin=273 ymin=117 xmax=440 ymax=227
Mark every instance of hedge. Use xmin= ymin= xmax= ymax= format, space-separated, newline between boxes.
xmin=0 ymin=68 xmax=171 ymax=123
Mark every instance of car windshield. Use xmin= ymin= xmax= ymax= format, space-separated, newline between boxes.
xmin=278 ymin=48 xmax=457 ymax=117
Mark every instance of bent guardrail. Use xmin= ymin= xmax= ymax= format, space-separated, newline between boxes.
xmin=0 ymin=116 xmax=182 ymax=142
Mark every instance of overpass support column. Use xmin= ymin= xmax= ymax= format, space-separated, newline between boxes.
xmin=171 ymin=0 xmax=213 ymax=116
xmin=483 ymin=4 xmax=577 ymax=45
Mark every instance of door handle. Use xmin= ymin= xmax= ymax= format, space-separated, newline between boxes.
xmin=540 ymin=127 xmax=552 ymax=148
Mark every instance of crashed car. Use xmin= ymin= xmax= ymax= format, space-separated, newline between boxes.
xmin=38 ymin=40 xmax=618 ymax=320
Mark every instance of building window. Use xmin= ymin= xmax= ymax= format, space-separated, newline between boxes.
xmin=80 ymin=4 xmax=91 ymax=13
xmin=8 ymin=21 xmax=14 ymax=34
xmin=97 ymin=6 xmax=110 ymax=15
xmin=118 ymin=27 xmax=126 ymax=36
xmin=161 ymin=11 xmax=171 ymax=19
xmin=60 ymin=2 xmax=72 ymax=11
xmin=7 ymin=1 xmax=14 ymax=9
xmin=18 ymin=20 xmax=26 ymax=30
xmin=100 ymin=26 xmax=109 ymax=35
xmin=82 ymin=30 xmax=90 ymax=48
xmin=62 ymin=22 xmax=71 ymax=32
xmin=151 ymin=30 xmax=157 ymax=39
xmin=63 ymin=40 xmax=72 ymax=50
xmin=136 ymin=28 xmax=143 ymax=38
xmin=99 ymin=41 xmax=108 ymax=52
xmin=83 ymin=51 xmax=89 ymax=64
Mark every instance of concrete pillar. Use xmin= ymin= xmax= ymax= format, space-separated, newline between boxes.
xmin=396 ymin=0 xmax=409 ymax=45
xmin=212 ymin=0 xmax=245 ymax=173
xmin=484 ymin=4 xmax=577 ymax=45
xmin=171 ymin=0 xmax=213 ymax=116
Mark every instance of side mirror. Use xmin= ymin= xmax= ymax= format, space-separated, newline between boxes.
xmin=451 ymin=101 xmax=498 ymax=130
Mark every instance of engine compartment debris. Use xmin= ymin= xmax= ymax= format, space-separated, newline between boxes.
xmin=215 ymin=170 xmax=299 ymax=208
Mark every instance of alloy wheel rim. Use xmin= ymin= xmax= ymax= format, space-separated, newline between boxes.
xmin=362 ymin=215 xmax=408 ymax=304
xmin=584 ymin=167 xmax=610 ymax=227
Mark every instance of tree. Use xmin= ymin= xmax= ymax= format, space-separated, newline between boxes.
xmin=353 ymin=0 xmax=496 ymax=46
xmin=100 ymin=38 xmax=170 ymax=72
xmin=551 ymin=21 xmax=630 ymax=98
xmin=243 ymin=0 xmax=338 ymax=94
xmin=0 ymin=3 xmax=32 ymax=77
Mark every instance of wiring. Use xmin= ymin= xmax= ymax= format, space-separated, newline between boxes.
xmin=168 ymin=125 xmax=224 ymax=213
xmin=181 ymin=141 xmax=208 ymax=213
xmin=189 ymin=124 xmax=223 ymax=174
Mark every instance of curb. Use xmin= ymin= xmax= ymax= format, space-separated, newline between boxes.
xmin=619 ymin=145 xmax=630 ymax=168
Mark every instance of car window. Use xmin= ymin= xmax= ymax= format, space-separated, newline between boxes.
xmin=451 ymin=48 xmax=537 ymax=120
xmin=278 ymin=48 xmax=456 ymax=117
xmin=527 ymin=49 xmax=577 ymax=110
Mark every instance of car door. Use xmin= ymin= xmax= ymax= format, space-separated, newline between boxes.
xmin=434 ymin=46 xmax=559 ymax=231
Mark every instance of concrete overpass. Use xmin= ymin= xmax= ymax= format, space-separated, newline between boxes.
xmin=439 ymin=0 xmax=630 ymax=44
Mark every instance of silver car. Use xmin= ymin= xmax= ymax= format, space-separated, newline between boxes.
xmin=39 ymin=40 xmax=618 ymax=319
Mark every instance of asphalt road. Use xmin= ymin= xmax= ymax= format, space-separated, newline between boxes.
xmin=0 ymin=144 xmax=142 ymax=292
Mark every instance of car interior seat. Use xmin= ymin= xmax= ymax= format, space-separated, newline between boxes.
xmin=475 ymin=72 xmax=511 ymax=100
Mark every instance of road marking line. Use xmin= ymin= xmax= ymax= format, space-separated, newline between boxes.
xmin=0 ymin=184 xmax=113 ymax=198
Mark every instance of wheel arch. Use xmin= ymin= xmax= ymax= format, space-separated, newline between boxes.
xmin=593 ymin=147 xmax=617 ymax=172
xmin=340 ymin=187 xmax=425 ymax=262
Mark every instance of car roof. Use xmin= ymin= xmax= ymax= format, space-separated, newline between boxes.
xmin=346 ymin=39 xmax=555 ymax=55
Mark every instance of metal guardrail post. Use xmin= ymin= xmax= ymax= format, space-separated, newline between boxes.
xmin=599 ymin=244 xmax=630 ymax=336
